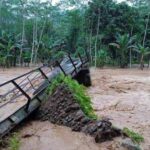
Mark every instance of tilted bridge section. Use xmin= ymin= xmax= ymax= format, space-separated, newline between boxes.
xmin=0 ymin=52 xmax=91 ymax=138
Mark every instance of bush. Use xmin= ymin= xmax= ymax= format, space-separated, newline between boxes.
xmin=123 ymin=127 xmax=144 ymax=144
xmin=0 ymin=56 xmax=6 ymax=66
xmin=46 ymin=74 xmax=64 ymax=95
xmin=96 ymin=49 xmax=108 ymax=68
xmin=47 ymin=74 xmax=97 ymax=119
xmin=64 ymin=76 xmax=97 ymax=119
xmin=8 ymin=133 xmax=20 ymax=150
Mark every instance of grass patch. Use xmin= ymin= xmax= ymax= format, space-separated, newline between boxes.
xmin=46 ymin=74 xmax=64 ymax=95
xmin=64 ymin=76 xmax=97 ymax=119
xmin=123 ymin=127 xmax=144 ymax=144
xmin=8 ymin=133 xmax=20 ymax=150
xmin=46 ymin=74 xmax=97 ymax=119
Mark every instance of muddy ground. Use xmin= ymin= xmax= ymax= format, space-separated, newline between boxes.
xmin=1 ymin=67 xmax=150 ymax=149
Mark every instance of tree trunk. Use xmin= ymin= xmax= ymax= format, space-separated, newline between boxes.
xmin=129 ymin=27 xmax=133 ymax=68
xmin=140 ymin=54 xmax=144 ymax=70
xmin=13 ymin=49 xmax=17 ymax=67
xmin=94 ymin=9 xmax=100 ymax=68
xmin=34 ymin=19 xmax=46 ymax=64
xmin=129 ymin=49 xmax=132 ymax=68
xmin=147 ymin=59 xmax=150 ymax=68
xmin=19 ymin=16 xmax=25 ymax=66
xmin=19 ymin=1 xmax=26 ymax=66
xmin=30 ymin=19 xmax=36 ymax=65
xmin=0 ymin=0 xmax=3 ymax=29
xmin=89 ymin=17 xmax=93 ymax=64
xmin=143 ymin=13 xmax=150 ymax=47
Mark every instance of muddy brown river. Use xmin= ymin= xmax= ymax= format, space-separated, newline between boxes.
xmin=1 ymin=67 xmax=150 ymax=150
xmin=88 ymin=68 xmax=150 ymax=150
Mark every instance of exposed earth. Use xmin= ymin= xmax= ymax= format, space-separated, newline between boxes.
xmin=0 ymin=67 xmax=150 ymax=149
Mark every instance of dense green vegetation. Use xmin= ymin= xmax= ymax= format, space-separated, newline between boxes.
xmin=123 ymin=127 xmax=144 ymax=144
xmin=47 ymin=74 xmax=97 ymax=119
xmin=0 ymin=0 xmax=150 ymax=69
xmin=0 ymin=133 xmax=20 ymax=150
xmin=8 ymin=133 xmax=20 ymax=150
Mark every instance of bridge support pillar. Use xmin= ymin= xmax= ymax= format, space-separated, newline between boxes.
xmin=73 ymin=68 xmax=91 ymax=87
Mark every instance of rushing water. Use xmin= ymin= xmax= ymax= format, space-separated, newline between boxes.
xmin=88 ymin=68 xmax=150 ymax=150
xmin=1 ymin=67 xmax=150 ymax=149
xmin=19 ymin=121 xmax=103 ymax=150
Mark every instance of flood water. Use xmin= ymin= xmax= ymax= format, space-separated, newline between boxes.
xmin=1 ymin=67 xmax=150 ymax=150
xmin=88 ymin=68 xmax=150 ymax=150
xmin=19 ymin=121 xmax=102 ymax=150
xmin=0 ymin=67 xmax=33 ymax=84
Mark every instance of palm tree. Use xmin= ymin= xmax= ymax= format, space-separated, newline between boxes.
xmin=133 ymin=44 xmax=150 ymax=70
xmin=96 ymin=49 xmax=108 ymax=68
xmin=0 ymin=40 xmax=16 ymax=67
xmin=0 ymin=33 xmax=21 ymax=67
xmin=109 ymin=34 xmax=135 ymax=68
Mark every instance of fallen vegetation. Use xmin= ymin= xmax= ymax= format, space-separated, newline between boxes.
xmin=123 ymin=127 xmax=144 ymax=144
xmin=47 ymin=74 xmax=97 ymax=119
xmin=8 ymin=133 xmax=20 ymax=150
xmin=0 ymin=133 xmax=20 ymax=150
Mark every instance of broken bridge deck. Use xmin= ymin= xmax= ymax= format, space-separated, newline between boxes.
xmin=0 ymin=53 xmax=89 ymax=137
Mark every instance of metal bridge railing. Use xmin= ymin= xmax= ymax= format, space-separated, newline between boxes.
xmin=0 ymin=52 xmax=88 ymax=123
xmin=0 ymin=66 xmax=51 ymax=111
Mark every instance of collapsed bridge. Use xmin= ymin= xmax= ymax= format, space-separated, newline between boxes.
xmin=0 ymin=52 xmax=91 ymax=138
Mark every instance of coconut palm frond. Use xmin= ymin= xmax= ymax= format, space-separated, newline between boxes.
xmin=109 ymin=43 xmax=120 ymax=49
xmin=0 ymin=43 xmax=5 ymax=49
xmin=127 ymin=45 xmax=136 ymax=49
xmin=132 ymin=48 xmax=140 ymax=53
xmin=144 ymin=51 xmax=150 ymax=56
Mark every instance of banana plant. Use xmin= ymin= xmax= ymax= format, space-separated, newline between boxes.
xmin=133 ymin=44 xmax=150 ymax=70
xmin=0 ymin=37 xmax=20 ymax=67
xmin=109 ymin=34 xmax=136 ymax=68
xmin=96 ymin=49 xmax=108 ymax=68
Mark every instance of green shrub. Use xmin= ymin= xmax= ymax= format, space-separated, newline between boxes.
xmin=96 ymin=49 xmax=108 ymax=68
xmin=46 ymin=74 xmax=64 ymax=95
xmin=47 ymin=74 xmax=97 ymax=119
xmin=8 ymin=133 xmax=20 ymax=150
xmin=64 ymin=76 xmax=97 ymax=119
xmin=123 ymin=127 xmax=144 ymax=144
xmin=0 ymin=56 xmax=6 ymax=66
